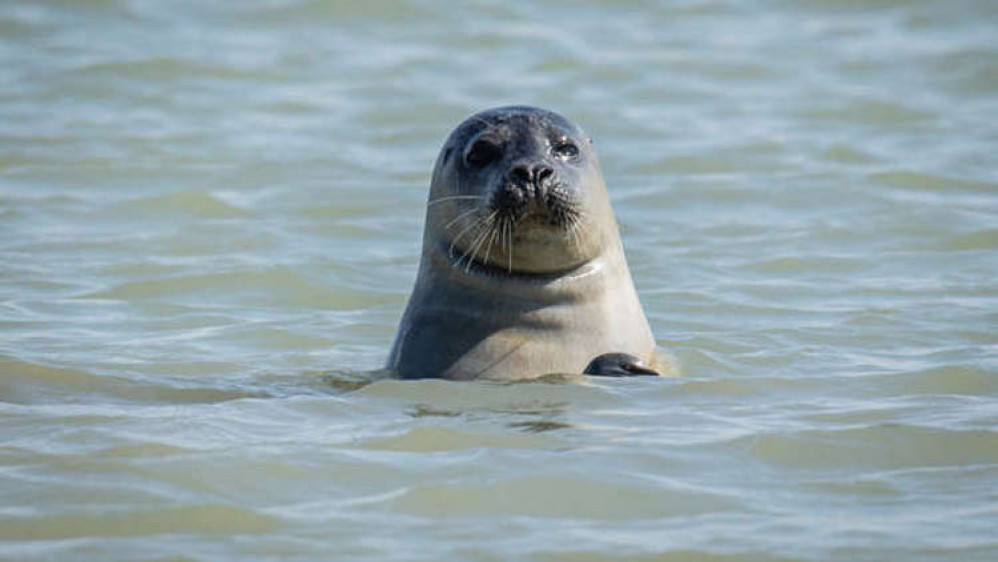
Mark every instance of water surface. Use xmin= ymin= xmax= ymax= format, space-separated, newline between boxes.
xmin=1 ymin=0 xmax=996 ymax=560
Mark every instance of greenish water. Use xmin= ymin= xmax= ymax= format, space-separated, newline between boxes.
xmin=1 ymin=0 xmax=996 ymax=560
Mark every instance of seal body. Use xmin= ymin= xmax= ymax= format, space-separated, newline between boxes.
xmin=388 ymin=106 xmax=666 ymax=380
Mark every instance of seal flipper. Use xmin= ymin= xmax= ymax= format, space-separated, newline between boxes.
xmin=583 ymin=353 xmax=661 ymax=377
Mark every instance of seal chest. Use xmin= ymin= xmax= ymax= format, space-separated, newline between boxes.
xmin=388 ymin=106 xmax=666 ymax=380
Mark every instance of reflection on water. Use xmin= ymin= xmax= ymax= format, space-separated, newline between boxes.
xmin=1 ymin=0 xmax=996 ymax=560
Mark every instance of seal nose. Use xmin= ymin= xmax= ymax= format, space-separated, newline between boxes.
xmin=497 ymin=162 xmax=555 ymax=216
xmin=509 ymin=163 xmax=554 ymax=188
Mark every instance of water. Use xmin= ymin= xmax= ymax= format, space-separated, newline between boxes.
xmin=1 ymin=0 xmax=996 ymax=560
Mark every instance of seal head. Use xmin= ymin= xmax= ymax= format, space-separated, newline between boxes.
xmin=426 ymin=106 xmax=615 ymax=276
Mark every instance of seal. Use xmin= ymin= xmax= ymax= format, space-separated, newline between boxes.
xmin=388 ymin=106 xmax=670 ymax=380
xmin=584 ymin=353 xmax=661 ymax=377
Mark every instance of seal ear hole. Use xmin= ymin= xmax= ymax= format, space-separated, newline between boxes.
xmin=442 ymin=147 xmax=453 ymax=164
xmin=465 ymin=139 xmax=503 ymax=169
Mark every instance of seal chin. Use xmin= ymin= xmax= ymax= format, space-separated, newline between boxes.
xmin=434 ymin=238 xmax=598 ymax=284
xmin=440 ymin=227 xmax=593 ymax=279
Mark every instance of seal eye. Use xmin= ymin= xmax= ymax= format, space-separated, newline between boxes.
xmin=552 ymin=140 xmax=579 ymax=160
xmin=465 ymin=139 xmax=503 ymax=169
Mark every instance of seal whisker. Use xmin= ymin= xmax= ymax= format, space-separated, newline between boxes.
xmin=457 ymin=212 xmax=488 ymax=265
xmin=498 ymin=216 xmax=506 ymax=272
xmin=443 ymin=207 xmax=481 ymax=231
xmin=448 ymin=212 xmax=488 ymax=261
xmin=427 ymin=195 xmax=485 ymax=208
xmin=482 ymin=211 xmax=499 ymax=265
xmin=504 ymin=215 xmax=513 ymax=274
xmin=455 ymin=210 xmax=497 ymax=268
xmin=565 ymin=218 xmax=579 ymax=251
xmin=482 ymin=213 xmax=501 ymax=268
xmin=460 ymin=212 xmax=496 ymax=272
xmin=567 ymin=216 xmax=583 ymax=255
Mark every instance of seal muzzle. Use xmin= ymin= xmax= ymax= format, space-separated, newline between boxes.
xmin=493 ymin=162 xmax=576 ymax=227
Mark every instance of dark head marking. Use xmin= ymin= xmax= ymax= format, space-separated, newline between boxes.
xmin=443 ymin=106 xmax=590 ymax=228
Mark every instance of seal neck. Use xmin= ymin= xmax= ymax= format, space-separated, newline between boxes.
xmin=421 ymin=241 xmax=623 ymax=304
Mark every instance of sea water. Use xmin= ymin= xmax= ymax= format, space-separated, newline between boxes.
xmin=1 ymin=1 xmax=996 ymax=560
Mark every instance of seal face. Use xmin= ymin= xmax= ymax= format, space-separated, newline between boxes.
xmin=388 ymin=106 xmax=667 ymax=380
xmin=431 ymin=106 xmax=610 ymax=276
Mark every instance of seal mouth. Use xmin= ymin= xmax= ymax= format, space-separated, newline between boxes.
xmin=493 ymin=182 xmax=582 ymax=231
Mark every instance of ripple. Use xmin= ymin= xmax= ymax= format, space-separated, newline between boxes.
xmin=742 ymin=425 xmax=998 ymax=470
xmin=87 ymin=268 xmax=374 ymax=310
xmin=926 ymin=229 xmax=998 ymax=251
xmin=746 ymin=255 xmax=868 ymax=274
xmin=800 ymin=98 xmax=935 ymax=126
xmin=104 ymin=189 xmax=251 ymax=219
xmin=869 ymin=170 xmax=996 ymax=193
xmin=535 ymin=551 xmax=803 ymax=562
xmin=356 ymin=426 xmax=564 ymax=452
xmin=1 ymin=0 xmax=996 ymax=558
xmin=0 ymin=356 xmax=265 ymax=405
xmin=878 ymin=366 xmax=997 ymax=397
xmin=395 ymin=474 xmax=742 ymax=519
xmin=0 ymin=504 xmax=278 ymax=539
xmin=73 ymin=57 xmax=276 ymax=82
xmin=0 ymin=356 xmax=125 ymax=404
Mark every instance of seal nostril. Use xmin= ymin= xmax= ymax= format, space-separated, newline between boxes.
xmin=509 ymin=164 xmax=554 ymax=188
xmin=534 ymin=165 xmax=554 ymax=186
xmin=510 ymin=165 xmax=531 ymax=184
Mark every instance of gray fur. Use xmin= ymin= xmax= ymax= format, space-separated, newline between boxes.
xmin=388 ymin=106 xmax=667 ymax=380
